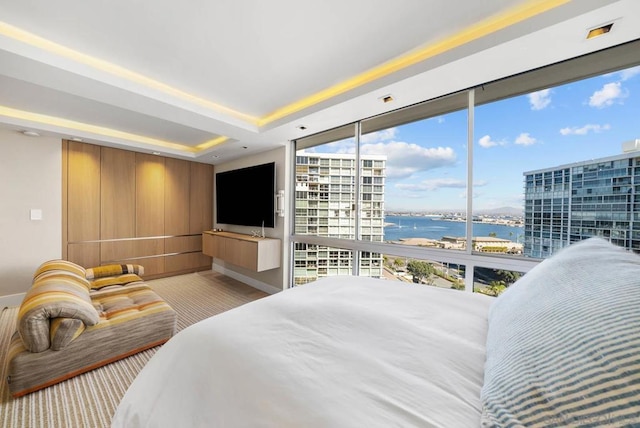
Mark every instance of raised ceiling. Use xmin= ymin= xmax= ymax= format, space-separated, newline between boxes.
xmin=0 ymin=0 xmax=638 ymax=163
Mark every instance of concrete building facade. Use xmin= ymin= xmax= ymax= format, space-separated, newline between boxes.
xmin=293 ymin=152 xmax=386 ymax=284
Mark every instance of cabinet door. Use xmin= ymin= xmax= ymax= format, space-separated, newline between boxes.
xmin=101 ymin=147 xmax=136 ymax=263
xmin=165 ymin=158 xmax=190 ymax=235
xmin=136 ymin=153 xmax=165 ymax=237
xmin=67 ymin=141 xmax=100 ymax=242
xmin=226 ymin=238 xmax=258 ymax=271
xmin=67 ymin=243 xmax=100 ymax=268
xmin=101 ymin=147 xmax=135 ymax=239
xmin=190 ymin=163 xmax=213 ymax=233
xmin=202 ymin=233 xmax=216 ymax=258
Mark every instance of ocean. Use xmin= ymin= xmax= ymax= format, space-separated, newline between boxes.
xmin=384 ymin=215 xmax=523 ymax=242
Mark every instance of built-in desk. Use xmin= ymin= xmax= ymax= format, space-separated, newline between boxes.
xmin=202 ymin=231 xmax=281 ymax=272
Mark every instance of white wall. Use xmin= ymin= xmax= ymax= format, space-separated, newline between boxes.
xmin=0 ymin=128 xmax=62 ymax=305
xmin=212 ymin=146 xmax=290 ymax=293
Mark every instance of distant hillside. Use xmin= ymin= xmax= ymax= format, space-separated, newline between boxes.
xmin=475 ymin=206 xmax=523 ymax=216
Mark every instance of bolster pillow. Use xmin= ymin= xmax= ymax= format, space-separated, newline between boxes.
xmin=18 ymin=261 xmax=99 ymax=353
xmin=85 ymin=264 xmax=144 ymax=280
xmin=33 ymin=259 xmax=87 ymax=282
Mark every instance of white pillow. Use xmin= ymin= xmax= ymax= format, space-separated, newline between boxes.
xmin=481 ymin=237 xmax=640 ymax=426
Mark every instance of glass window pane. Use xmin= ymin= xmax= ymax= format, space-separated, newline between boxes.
xmin=295 ymin=125 xmax=356 ymax=239
xmin=366 ymin=252 xmax=465 ymax=291
xmin=361 ymin=93 xmax=468 ymax=249
xmin=473 ymin=267 xmax=524 ymax=297
xmin=293 ymin=245 xmax=354 ymax=285
xmin=474 ymin=64 xmax=640 ymax=258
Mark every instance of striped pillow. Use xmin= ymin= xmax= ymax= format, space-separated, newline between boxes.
xmin=86 ymin=264 xmax=144 ymax=280
xmin=89 ymin=273 xmax=144 ymax=290
xmin=481 ymin=238 xmax=640 ymax=426
xmin=33 ymin=260 xmax=86 ymax=281
xmin=33 ymin=259 xmax=87 ymax=283
xmin=18 ymin=270 xmax=99 ymax=353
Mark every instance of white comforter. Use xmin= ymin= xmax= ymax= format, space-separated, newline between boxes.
xmin=112 ymin=276 xmax=494 ymax=428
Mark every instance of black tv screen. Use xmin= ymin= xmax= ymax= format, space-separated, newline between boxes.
xmin=215 ymin=162 xmax=276 ymax=228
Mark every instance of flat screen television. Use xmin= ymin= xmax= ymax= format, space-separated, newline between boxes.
xmin=215 ymin=162 xmax=276 ymax=228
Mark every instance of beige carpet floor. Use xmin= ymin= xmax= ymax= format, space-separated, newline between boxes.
xmin=0 ymin=270 xmax=268 ymax=428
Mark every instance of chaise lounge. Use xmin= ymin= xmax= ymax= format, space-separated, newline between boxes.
xmin=6 ymin=260 xmax=177 ymax=397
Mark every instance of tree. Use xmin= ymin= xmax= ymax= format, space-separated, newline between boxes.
xmin=488 ymin=231 xmax=498 ymax=238
xmin=406 ymin=260 xmax=434 ymax=284
xmin=486 ymin=280 xmax=507 ymax=296
xmin=495 ymin=269 xmax=522 ymax=285
xmin=393 ymin=257 xmax=405 ymax=271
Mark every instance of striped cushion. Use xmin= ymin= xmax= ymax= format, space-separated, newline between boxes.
xmin=89 ymin=273 xmax=144 ymax=290
xmin=90 ymin=283 xmax=175 ymax=329
xmin=50 ymin=318 xmax=85 ymax=350
xmin=18 ymin=269 xmax=99 ymax=353
xmin=34 ymin=260 xmax=87 ymax=283
xmin=86 ymin=264 xmax=144 ymax=280
xmin=481 ymin=238 xmax=640 ymax=426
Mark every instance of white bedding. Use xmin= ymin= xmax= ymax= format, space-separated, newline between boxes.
xmin=112 ymin=276 xmax=494 ymax=427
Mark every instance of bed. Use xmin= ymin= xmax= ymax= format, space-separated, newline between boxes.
xmin=112 ymin=238 xmax=640 ymax=427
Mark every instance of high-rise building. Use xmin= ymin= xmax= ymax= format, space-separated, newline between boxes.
xmin=294 ymin=152 xmax=386 ymax=284
xmin=523 ymin=141 xmax=640 ymax=258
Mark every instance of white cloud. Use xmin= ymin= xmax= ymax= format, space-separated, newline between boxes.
xmin=515 ymin=132 xmax=537 ymax=146
xmin=397 ymin=178 xmax=487 ymax=192
xmin=559 ymin=123 xmax=611 ymax=136
xmin=360 ymin=128 xmax=397 ymax=143
xmin=528 ymin=89 xmax=552 ymax=110
xmin=478 ymin=135 xmax=505 ymax=148
xmin=312 ymin=128 xmax=398 ymax=153
xmin=396 ymin=178 xmax=465 ymax=191
xmin=618 ymin=66 xmax=640 ymax=81
xmin=588 ymin=82 xmax=626 ymax=108
xmin=361 ymin=141 xmax=456 ymax=179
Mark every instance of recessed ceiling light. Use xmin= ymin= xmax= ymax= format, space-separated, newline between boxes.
xmin=297 ymin=125 xmax=307 ymax=130
xmin=71 ymin=137 xmax=83 ymax=142
xmin=152 ymin=151 xmax=161 ymax=155
xmin=22 ymin=130 xmax=40 ymax=137
xmin=587 ymin=23 xmax=613 ymax=39
xmin=379 ymin=94 xmax=394 ymax=103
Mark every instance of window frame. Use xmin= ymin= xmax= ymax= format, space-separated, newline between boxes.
xmin=290 ymin=39 xmax=640 ymax=291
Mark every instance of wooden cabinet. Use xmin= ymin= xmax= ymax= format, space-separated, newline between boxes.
xmin=63 ymin=141 xmax=214 ymax=278
xmin=203 ymin=231 xmax=280 ymax=272
xmin=100 ymin=147 xmax=136 ymax=264
xmin=66 ymin=141 xmax=101 ymax=243
xmin=136 ymin=153 xmax=165 ymax=237
xmin=190 ymin=162 xmax=213 ymax=233
xmin=165 ymin=157 xmax=191 ymax=235
xmin=101 ymin=147 xmax=136 ymax=239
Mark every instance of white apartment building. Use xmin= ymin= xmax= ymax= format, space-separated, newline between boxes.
xmin=524 ymin=141 xmax=640 ymax=258
xmin=294 ymin=152 xmax=386 ymax=284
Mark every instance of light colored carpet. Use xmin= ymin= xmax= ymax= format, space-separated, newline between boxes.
xmin=0 ymin=270 xmax=268 ymax=428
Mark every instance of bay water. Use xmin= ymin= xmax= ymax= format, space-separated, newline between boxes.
xmin=384 ymin=215 xmax=523 ymax=242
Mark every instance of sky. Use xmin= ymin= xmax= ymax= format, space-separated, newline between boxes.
xmin=301 ymin=65 xmax=640 ymax=213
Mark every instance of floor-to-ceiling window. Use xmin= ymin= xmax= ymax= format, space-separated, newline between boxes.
xmin=294 ymin=126 xmax=360 ymax=285
xmin=291 ymin=40 xmax=640 ymax=295
xmin=475 ymin=64 xmax=640 ymax=260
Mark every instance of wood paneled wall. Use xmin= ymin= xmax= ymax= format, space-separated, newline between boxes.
xmin=62 ymin=141 xmax=213 ymax=278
